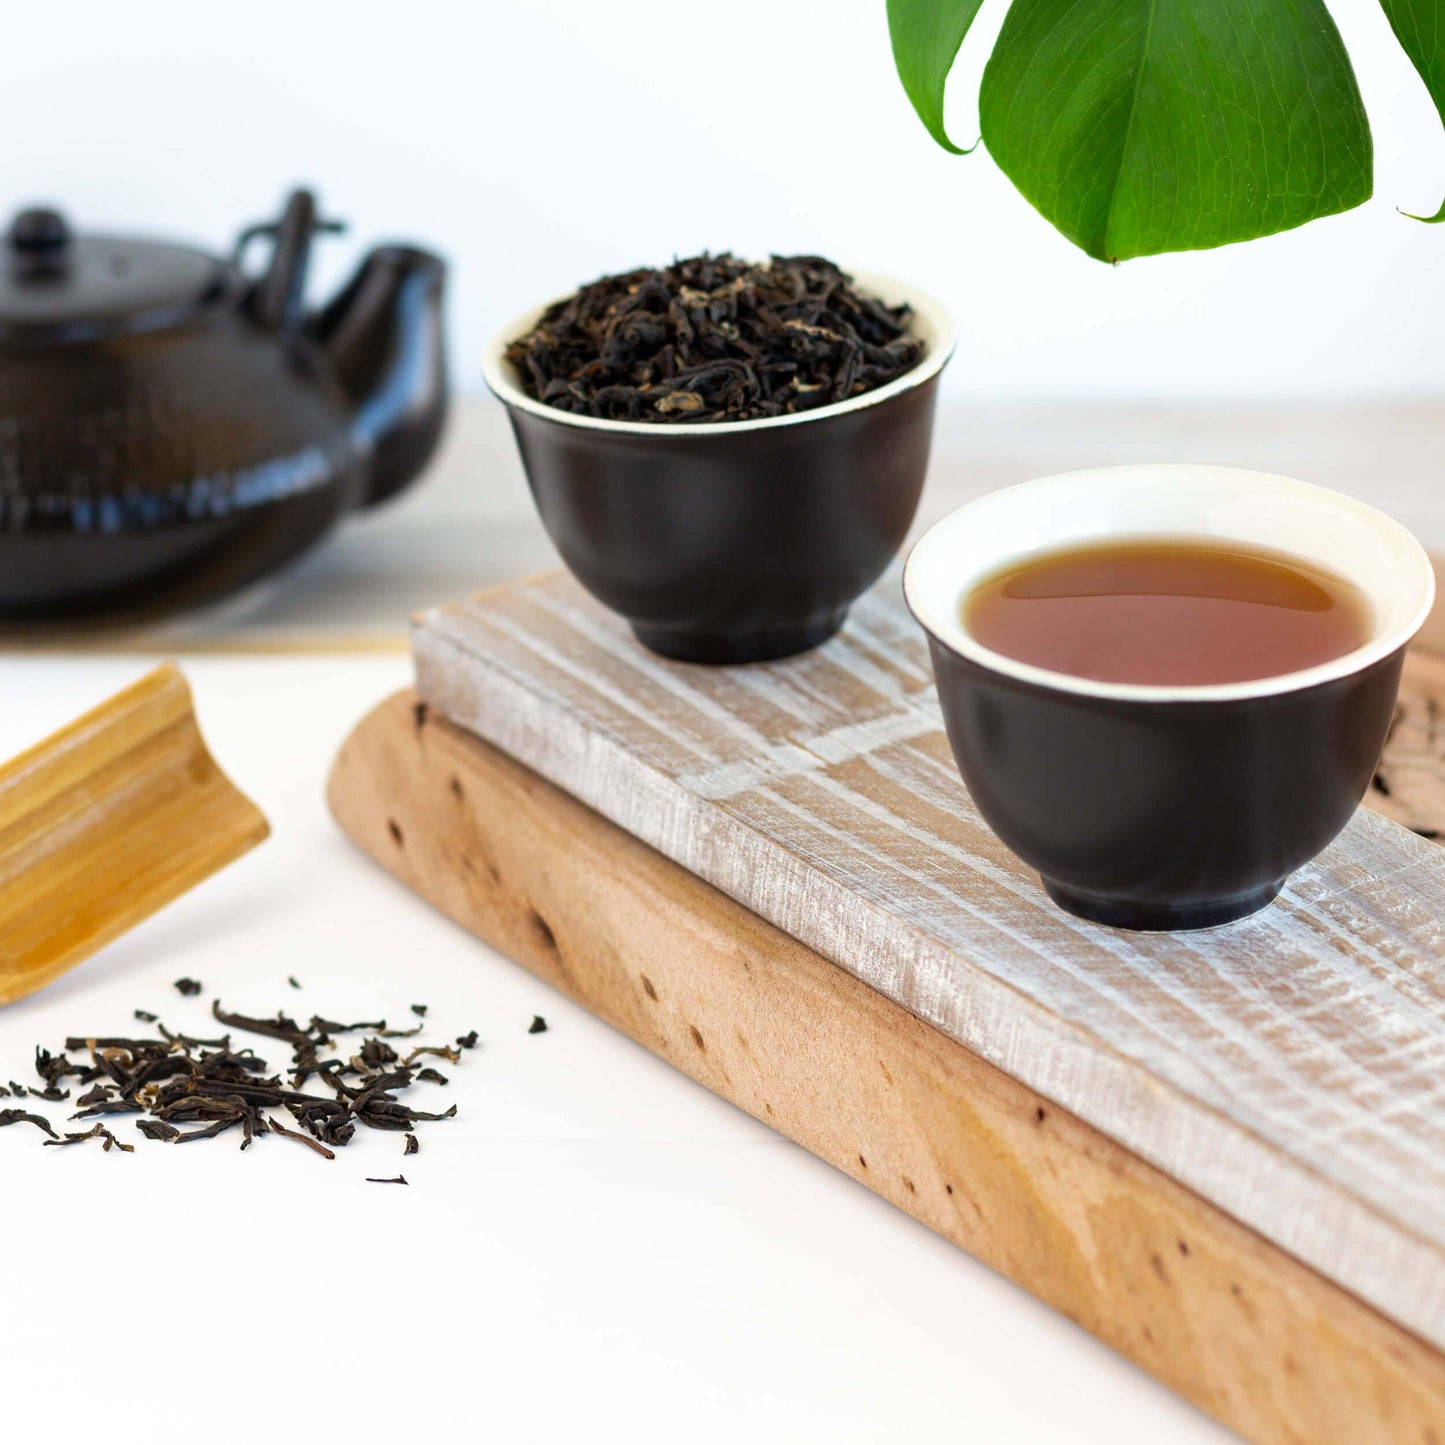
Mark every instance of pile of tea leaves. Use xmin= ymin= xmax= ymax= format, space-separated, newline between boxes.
xmin=0 ymin=991 xmax=480 ymax=1165
xmin=505 ymin=253 xmax=923 ymax=423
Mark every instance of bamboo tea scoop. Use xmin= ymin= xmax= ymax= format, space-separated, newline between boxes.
xmin=0 ymin=663 xmax=269 ymax=1004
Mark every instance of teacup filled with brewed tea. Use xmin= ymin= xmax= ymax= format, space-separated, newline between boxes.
xmin=904 ymin=465 xmax=1435 ymax=931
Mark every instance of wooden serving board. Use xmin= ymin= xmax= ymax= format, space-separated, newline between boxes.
xmin=331 ymin=688 xmax=1445 ymax=1445
xmin=328 ymin=570 xmax=1445 ymax=1443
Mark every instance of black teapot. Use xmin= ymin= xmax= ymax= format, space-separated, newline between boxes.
xmin=0 ymin=188 xmax=447 ymax=621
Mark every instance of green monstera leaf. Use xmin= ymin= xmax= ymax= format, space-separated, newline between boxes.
xmin=1378 ymin=0 xmax=1445 ymax=220
xmin=886 ymin=0 xmax=1445 ymax=259
xmin=886 ymin=0 xmax=987 ymax=153
xmin=980 ymin=0 xmax=1371 ymax=261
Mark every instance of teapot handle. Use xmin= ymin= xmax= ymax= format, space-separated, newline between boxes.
xmin=235 ymin=189 xmax=344 ymax=336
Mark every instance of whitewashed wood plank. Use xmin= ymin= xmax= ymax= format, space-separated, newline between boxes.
xmin=414 ymin=570 xmax=1445 ymax=1346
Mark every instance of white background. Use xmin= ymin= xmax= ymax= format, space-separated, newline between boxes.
xmin=1 ymin=0 xmax=1443 ymax=402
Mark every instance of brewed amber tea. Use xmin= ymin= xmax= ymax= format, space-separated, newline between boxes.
xmin=963 ymin=540 xmax=1371 ymax=686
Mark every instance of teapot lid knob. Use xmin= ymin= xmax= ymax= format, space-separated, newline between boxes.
xmin=0 ymin=204 xmax=226 ymax=341
xmin=9 ymin=207 xmax=71 ymax=256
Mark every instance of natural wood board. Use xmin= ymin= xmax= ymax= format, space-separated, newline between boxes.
xmin=412 ymin=570 xmax=1445 ymax=1349
xmin=1372 ymin=646 xmax=1445 ymax=837
xmin=0 ymin=662 xmax=269 ymax=1003
xmin=329 ymin=691 xmax=1445 ymax=1445
xmin=1417 ymin=554 xmax=1445 ymax=657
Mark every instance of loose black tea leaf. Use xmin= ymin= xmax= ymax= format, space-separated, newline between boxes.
xmin=506 ymin=254 xmax=923 ymax=425
xmin=45 ymin=1123 xmax=133 ymax=1152
xmin=174 ymin=978 xmax=202 ymax=997
xmin=155 ymin=1026 xmax=230 ymax=1049
xmin=288 ymin=977 xmax=301 ymax=990
xmin=266 ymin=1114 xmax=336 ymax=1161
xmin=410 ymin=1004 xmax=427 ymax=1017
xmin=66 ymin=1036 xmax=162 ymax=1051
xmin=72 ymin=1096 xmax=143 ymax=1119
xmin=366 ymin=1174 xmax=408 ymax=1185
xmin=134 ymin=1010 xmax=158 ymax=1024
xmin=403 ymin=1044 xmax=460 ymax=1066
xmin=0 ymin=1108 xmax=57 ymax=1139
xmin=404 ymin=1133 xmax=419 ymax=1156
xmin=415 ymin=1067 xmax=448 ymax=1086
xmin=456 ymin=1031 xmax=478 ymax=1050
xmin=136 ymin=1120 xmax=180 ymax=1142
xmin=35 ymin=1046 xmax=82 ymax=1088
xmin=310 ymin=1015 xmax=386 ymax=1035
xmin=211 ymin=1001 xmax=310 ymax=1046
xmin=353 ymin=1097 xmax=456 ymax=1131
xmin=529 ymin=1015 xmax=548 ymax=1035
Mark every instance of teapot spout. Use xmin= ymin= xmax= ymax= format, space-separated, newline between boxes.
xmin=311 ymin=246 xmax=448 ymax=507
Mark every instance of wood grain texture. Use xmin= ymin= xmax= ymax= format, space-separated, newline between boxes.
xmin=1417 ymin=555 xmax=1445 ymax=657
xmin=1372 ymin=648 xmax=1445 ymax=837
xmin=328 ymin=691 xmax=1445 ymax=1445
xmin=413 ymin=570 xmax=1445 ymax=1348
xmin=0 ymin=663 xmax=269 ymax=1003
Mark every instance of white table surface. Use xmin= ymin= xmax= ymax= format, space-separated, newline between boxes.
xmin=0 ymin=656 xmax=1231 ymax=1443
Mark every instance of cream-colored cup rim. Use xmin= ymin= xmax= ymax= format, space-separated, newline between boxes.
xmin=904 ymin=465 xmax=1436 ymax=704
xmin=481 ymin=267 xmax=955 ymax=438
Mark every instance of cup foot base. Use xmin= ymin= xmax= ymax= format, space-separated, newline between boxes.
xmin=1042 ymin=879 xmax=1282 ymax=932
xmin=632 ymin=612 xmax=847 ymax=665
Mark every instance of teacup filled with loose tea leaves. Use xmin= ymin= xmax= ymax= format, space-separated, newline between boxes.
xmin=905 ymin=466 xmax=1435 ymax=930
xmin=485 ymin=254 xmax=953 ymax=664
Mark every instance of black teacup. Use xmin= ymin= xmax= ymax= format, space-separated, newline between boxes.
xmin=904 ymin=465 xmax=1436 ymax=931
xmin=483 ymin=271 xmax=954 ymax=665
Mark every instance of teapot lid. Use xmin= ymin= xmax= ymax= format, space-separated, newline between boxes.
xmin=0 ymin=206 xmax=231 ymax=340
